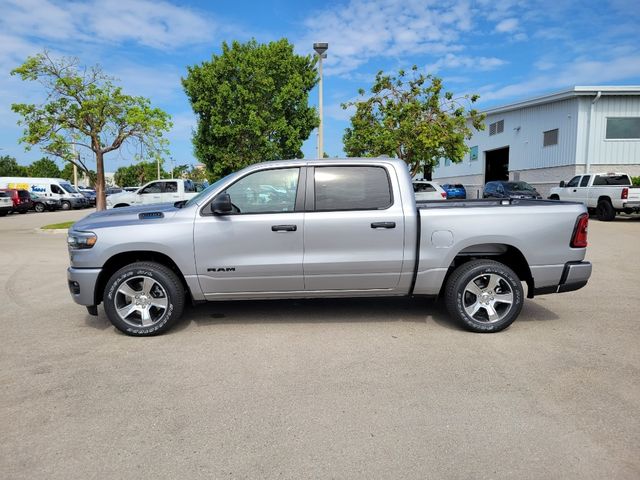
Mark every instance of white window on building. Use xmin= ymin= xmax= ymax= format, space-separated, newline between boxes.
xmin=606 ymin=117 xmax=640 ymax=139
xmin=543 ymin=128 xmax=559 ymax=146
xmin=489 ymin=119 xmax=504 ymax=136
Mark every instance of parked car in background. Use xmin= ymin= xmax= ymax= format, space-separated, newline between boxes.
xmin=78 ymin=188 xmax=96 ymax=207
xmin=441 ymin=183 xmax=467 ymax=199
xmin=0 ymin=188 xmax=33 ymax=214
xmin=30 ymin=193 xmax=61 ymax=212
xmin=105 ymin=187 xmax=123 ymax=196
xmin=0 ymin=191 xmax=12 ymax=216
xmin=412 ymin=180 xmax=447 ymax=201
xmin=548 ymin=172 xmax=640 ymax=221
xmin=0 ymin=176 xmax=86 ymax=210
xmin=483 ymin=181 xmax=542 ymax=200
xmin=106 ymin=179 xmax=200 ymax=209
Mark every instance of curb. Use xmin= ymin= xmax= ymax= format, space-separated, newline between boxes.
xmin=36 ymin=228 xmax=69 ymax=235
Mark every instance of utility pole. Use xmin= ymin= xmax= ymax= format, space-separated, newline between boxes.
xmin=313 ymin=43 xmax=328 ymax=159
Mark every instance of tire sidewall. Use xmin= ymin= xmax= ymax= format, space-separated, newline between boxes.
xmin=597 ymin=200 xmax=615 ymax=221
xmin=103 ymin=264 xmax=180 ymax=336
xmin=35 ymin=203 xmax=45 ymax=213
xmin=451 ymin=263 xmax=524 ymax=333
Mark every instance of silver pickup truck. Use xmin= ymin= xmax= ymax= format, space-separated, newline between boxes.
xmin=67 ymin=158 xmax=592 ymax=336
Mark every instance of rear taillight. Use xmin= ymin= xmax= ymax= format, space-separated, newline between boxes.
xmin=621 ymin=188 xmax=628 ymax=200
xmin=441 ymin=192 xmax=447 ymax=198
xmin=571 ymin=213 xmax=589 ymax=248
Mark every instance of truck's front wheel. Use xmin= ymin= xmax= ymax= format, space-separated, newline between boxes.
xmin=445 ymin=260 xmax=524 ymax=333
xmin=103 ymin=262 xmax=185 ymax=336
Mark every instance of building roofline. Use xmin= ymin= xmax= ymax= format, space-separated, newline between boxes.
xmin=482 ymin=86 xmax=640 ymax=115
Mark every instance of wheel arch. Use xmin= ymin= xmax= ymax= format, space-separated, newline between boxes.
xmin=597 ymin=195 xmax=612 ymax=205
xmin=438 ymin=243 xmax=534 ymax=299
xmin=94 ymin=251 xmax=191 ymax=305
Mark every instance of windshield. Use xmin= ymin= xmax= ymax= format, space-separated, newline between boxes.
xmin=184 ymin=174 xmax=234 ymax=207
xmin=505 ymin=182 xmax=535 ymax=192
xmin=60 ymin=183 xmax=78 ymax=194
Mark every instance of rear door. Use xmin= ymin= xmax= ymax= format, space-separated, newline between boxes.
xmin=303 ymin=165 xmax=405 ymax=291
xmin=161 ymin=181 xmax=180 ymax=203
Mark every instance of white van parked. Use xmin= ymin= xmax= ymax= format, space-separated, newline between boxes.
xmin=0 ymin=177 xmax=87 ymax=210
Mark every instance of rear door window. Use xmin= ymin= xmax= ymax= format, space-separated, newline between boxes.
xmin=163 ymin=182 xmax=178 ymax=193
xmin=314 ymin=166 xmax=392 ymax=211
xmin=580 ymin=176 xmax=590 ymax=187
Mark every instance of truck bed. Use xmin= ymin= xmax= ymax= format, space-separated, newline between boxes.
xmin=416 ymin=198 xmax=581 ymax=209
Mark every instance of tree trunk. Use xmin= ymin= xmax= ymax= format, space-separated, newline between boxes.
xmin=95 ymin=150 xmax=106 ymax=211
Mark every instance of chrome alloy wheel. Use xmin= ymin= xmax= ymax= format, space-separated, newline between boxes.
xmin=114 ymin=276 xmax=168 ymax=328
xmin=462 ymin=273 xmax=514 ymax=324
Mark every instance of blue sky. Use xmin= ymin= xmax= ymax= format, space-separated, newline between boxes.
xmin=1 ymin=0 xmax=639 ymax=172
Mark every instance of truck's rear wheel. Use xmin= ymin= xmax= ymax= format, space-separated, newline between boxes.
xmin=596 ymin=200 xmax=615 ymax=221
xmin=103 ymin=262 xmax=185 ymax=336
xmin=445 ymin=260 xmax=524 ymax=333
xmin=549 ymin=194 xmax=559 ymax=200
xmin=61 ymin=201 xmax=71 ymax=210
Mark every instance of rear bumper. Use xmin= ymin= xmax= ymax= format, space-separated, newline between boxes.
xmin=67 ymin=267 xmax=102 ymax=306
xmin=533 ymin=261 xmax=592 ymax=296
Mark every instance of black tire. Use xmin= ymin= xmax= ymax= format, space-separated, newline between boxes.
xmin=103 ymin=262 xmax=185 ymax=336
xmin=549 ymin=194 xmax=560 ymax=200
xmin=18 ymin=209 xmax=27 ymax=214
xmin=34 ymin=203 xmax=45 ymax=213
xmin=596 ymin=200 xmax=615 ymax=221
xmin=444 ymin=259 xmax=524 ymax=333
xmin=0 ymin=211 xmax=7 ymax=217
xmin=61 ymin=201 xmax=71 ymax=211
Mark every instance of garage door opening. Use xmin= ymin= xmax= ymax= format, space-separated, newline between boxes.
xmin=485 ymin=147 xmax=509 ymax=182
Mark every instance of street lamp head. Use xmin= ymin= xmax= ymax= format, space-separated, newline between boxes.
xmin=313 ymin=42 xmax=328 ymax=56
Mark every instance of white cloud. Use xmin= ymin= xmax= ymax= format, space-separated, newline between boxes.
xmin=495 ymin=18 xmax=520 ymax=33
xmin=427 ymin=53 xmax=507 ymax=73
xmin=0 ymin=0 xmax=218 ymax=51
xmin=478 ymin=54 xmax=640 ymax=103
xmin=299 ymin=0 xmax=475 ymax=76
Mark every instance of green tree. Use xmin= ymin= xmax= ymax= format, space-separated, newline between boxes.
xmin=0 ymin=155 xmax=29 ymax=176
xmin=28 ymin=157 xmax=61 ymax=178
xmin=11 ymin=51 xmax=172 ymax=210
xmin=114 ymin=161 xmax=164 ymax=187
xmin=342 ymin=67 xmax=485 ymax=178
xmin=182 ymin=38 xmax=318 ymax=179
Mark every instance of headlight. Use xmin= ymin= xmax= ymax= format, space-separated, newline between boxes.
xmin=67 ymin=231 xmax=97 ymax=249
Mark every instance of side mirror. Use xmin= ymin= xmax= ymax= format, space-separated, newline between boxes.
xmin=210 ymin=193 xmax=232 ymax=214
xmin=559 ymin=180 xmax=565 ymax=187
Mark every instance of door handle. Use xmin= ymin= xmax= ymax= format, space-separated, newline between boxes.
xmin=572 ymin=189 xmax=577 ymax=192
xmin=271 ymin=224 xmax=297 ymax=232
xmin=371 ymin=222 xmax=396 ymax=229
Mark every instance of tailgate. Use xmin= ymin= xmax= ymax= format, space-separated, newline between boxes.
xmin=627 ymin=187 xmax=640 ymax=201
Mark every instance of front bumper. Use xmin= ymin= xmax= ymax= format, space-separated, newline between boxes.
xmin=70 ymin=197 xmax=86 ymax=208
xmin=67 ymin=267 xmax=102 ymax=306
xmin=533 ymin=261 xmax=592 ymax=296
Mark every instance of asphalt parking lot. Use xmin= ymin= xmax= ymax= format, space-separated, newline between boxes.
xmin=1 ymin=210 xmax=638 ymax=479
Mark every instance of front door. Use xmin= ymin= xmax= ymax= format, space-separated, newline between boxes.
xmin=138 ymin=181 xmax=163 ymax=205
xmin=303 ymin=165 xmax=405 ymax=291
xmin=194 ymin=167 xmax=304 ymax=296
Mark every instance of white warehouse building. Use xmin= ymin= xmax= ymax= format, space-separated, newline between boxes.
xmin=433 ymin=86 xmax=640 ymax=198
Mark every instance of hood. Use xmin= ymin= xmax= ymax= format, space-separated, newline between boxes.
xmin=72 ymin=203 xmax=181 ymax=231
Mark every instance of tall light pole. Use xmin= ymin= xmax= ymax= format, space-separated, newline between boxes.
xmin=313 ymin=42 xmax=328 ymax=159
